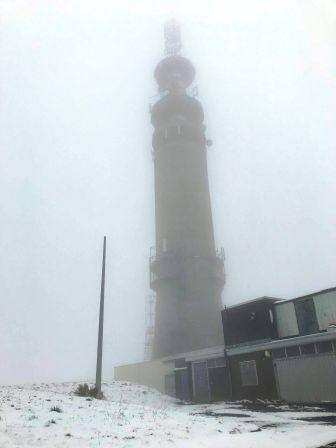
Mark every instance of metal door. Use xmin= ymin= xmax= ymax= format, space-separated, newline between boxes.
xmin=209 ymin=366 xmax=230 ymax=401
xmin=180 ymin=370 xmax=191 ymax=402
xmin=192 ymin=361 xmax=210 ymax=402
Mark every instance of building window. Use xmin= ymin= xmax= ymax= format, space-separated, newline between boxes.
xmin=300 ymin=343 xmax=316 ymax=355
xmin=175 ymin=358 xmax=186 ymax=368
xmin=316 ymin=341 xmax=334 ymax=354
xmin=286 ymin=345 xmax=300 ymax=357
xmin=272 ymin=348 xmax=286 ymax=359
xmin=295 ymin=298 xmax=319 ymax=335
xmin=239 ymin=360 xmax=258 ymax=386
xmin=206 ymin=357 xmax=225 ymax=368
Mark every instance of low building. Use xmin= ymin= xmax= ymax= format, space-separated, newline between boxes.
xmin=115 ymin=286 xmax=336 ymax=404
xmin=223 ymin=287 xmax=336 ymax=403
xmin=114 ymin=345 xmax=230 ymax=403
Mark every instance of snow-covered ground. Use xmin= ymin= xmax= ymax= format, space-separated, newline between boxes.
xmin=1 ymin=381 xmax=336 ymax=447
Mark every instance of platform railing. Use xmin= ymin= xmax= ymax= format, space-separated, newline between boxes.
xmin=149 ymin=246 xmax=225 ymax=287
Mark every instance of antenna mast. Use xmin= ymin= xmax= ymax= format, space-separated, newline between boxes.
xmin=164 ymin=19 xmax=182 ymax=56
xmin=95 ymin=236 xmax=106 ymax=398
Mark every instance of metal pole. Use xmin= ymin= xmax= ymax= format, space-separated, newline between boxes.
xmin=95 ymin=236 xmax=106 ymax=398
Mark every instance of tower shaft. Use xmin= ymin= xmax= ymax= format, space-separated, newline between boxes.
xmin=150 ymin=26 xmax=224 ymax=359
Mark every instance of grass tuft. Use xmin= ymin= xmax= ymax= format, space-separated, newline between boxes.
xmin=74 ymin=383 xmax=104 ymax=399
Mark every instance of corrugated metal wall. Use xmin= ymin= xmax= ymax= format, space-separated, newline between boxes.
xmin=314 ymin=291 xmax=336 ymax=330
xmin=192 ymin=361 xmax=210 ymax=402
xmin=275 ymin=353 xmax=336 ymax=403
xmin=275 ymin=302 xmax=299 ymax=338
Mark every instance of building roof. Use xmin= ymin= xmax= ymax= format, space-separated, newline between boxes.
xmin=275 ymin=286 xmax=336 ymax=306
xmin=162 ymin=345 xmax=225 ymax=363
xmin=223 ymin=296 xmax=282 ymax=311
xmin=223 ymin=286 xmax=336 ymax=311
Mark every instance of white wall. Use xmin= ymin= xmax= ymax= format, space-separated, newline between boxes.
xmin=275 ymin=302 xmax=299 ymax=338
xmin=314 ymin=291 xmax=336 ymax=331
xmin=114 ymin=359 xmax=175 ymax=394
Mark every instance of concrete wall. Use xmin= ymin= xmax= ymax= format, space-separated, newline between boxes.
xmin=114 ymin=359 xmax=175 ymax=394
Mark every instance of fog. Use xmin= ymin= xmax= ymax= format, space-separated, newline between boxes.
xmin=0 ymin=0 xmax=335 ymax=385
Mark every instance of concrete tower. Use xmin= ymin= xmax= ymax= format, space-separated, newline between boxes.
xmin=150 ymin=21 xmax=225 ymax=359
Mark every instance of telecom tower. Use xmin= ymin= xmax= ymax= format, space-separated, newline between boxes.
xmin=149 ymin=21 xmax=225 ymax=359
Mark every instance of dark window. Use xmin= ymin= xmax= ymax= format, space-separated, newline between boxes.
xmin=239 ymin=360 xmax=258 ymax=386
xmin=223 ymin=302 xmax=278 ymax=346
xmin=286 ymin=346 xmax=300 ymax=357
xmin=175 ymin=358 xmax=186 ymax=368
xmin=272 ymin=348 xmax=286 ymax=359
xmin=300 ymin=343 xmax=316 ymax=355
xmin=295 ymin=298 xmax=319 ymax=335
xmin=316 ymin=341 xmax=333 ymax=353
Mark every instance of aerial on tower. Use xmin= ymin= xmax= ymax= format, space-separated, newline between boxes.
xmin=164 ymin=19 xmax=182 ymax=56
xmin=155 ymin=22 xmax=195 ymax=95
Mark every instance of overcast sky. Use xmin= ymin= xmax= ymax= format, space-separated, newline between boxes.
xmin=0 ymin=0 xmax=335 ymax=385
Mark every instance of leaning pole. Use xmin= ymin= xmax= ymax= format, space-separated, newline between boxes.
xmin=95 ymin=235 xmax=106 ymax=398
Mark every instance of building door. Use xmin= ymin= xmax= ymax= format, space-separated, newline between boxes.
xmin=192 ymin=361 xmax=210 ymax=402
xmin=164 ymin=374 xmax=176 ymax=397
xmin=208 ymin=366 xmax=230 ymax=401
xmin=180 ymin=370 xmax=191 ymax=402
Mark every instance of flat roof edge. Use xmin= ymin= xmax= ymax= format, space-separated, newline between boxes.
xmin=223 ymin=296 xmax=282 ymax=310
xmin=226 ymin=331 xmax=336 ymax=356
